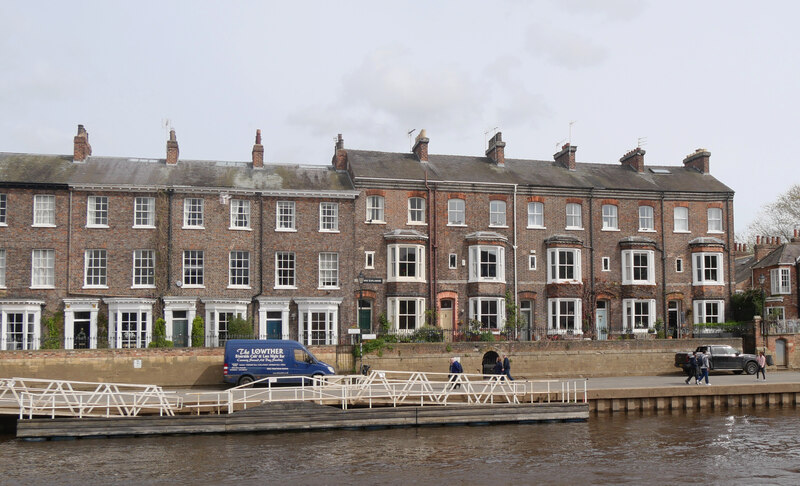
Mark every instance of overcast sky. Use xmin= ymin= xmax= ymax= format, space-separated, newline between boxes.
xmin=2 ymin=1 xmax=797 ymax=236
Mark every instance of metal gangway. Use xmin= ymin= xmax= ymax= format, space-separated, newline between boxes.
xmin=0 ymin=377 xmax=182 ymax=419
xmin=185 ymin=370 xmax=587 ymax=414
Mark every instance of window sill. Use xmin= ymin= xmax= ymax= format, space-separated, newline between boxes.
xmin=0 ymin=223 xmax=7 ymax=227
xmin=488 ymin=224 xmax=509 ymax=229
xmin=467 ymin=279 xmax=506 ymax=284
xmin=318 ymin=286 xmax=341 ymax=290
xmin=673 ymin=230 xmax=691 ymax=234
xmin=182 ymin=285 xmax=205 ymax=289
xmin=319 ymin=229 xmax=340 ymax=233
xmin=407 ymin=222 xmax=427 ymax=226
xmin=565 ymin=227 xmax=584 ymax=231
xmin=182 ymin=226 xmax=205 ymax=230
xmin=692 ymin=282 xmax=724 ymax=286
xmin=30 ymin=286 xmax=55 ymax=290
xmin=86 ymin=224 xmax=109 ymax=229
xmin=83 ymin=285 xmax=109 ymax=290
xmin=131 ymin=285 xmax=156 ymax=289
xmin=274 ymin=286 xmax=298 ymax=290
xmin=707 ymin=230 xmax=724 ymax=234
xmin=447 ymin=223 xmax=467 ymax=227
xmin=132 ymin=225 xmax=156 ymax=230
xmin=601 ymin=228 xmax=620 ymax=232
xmin=547 ymin=280 xmax=582 ymax=285
xmin=227 ymin=286 xmax=252 ymax=290
xmin=364 ymin=221 xmax=386 ymax=225
xmin=32 ymin=224 xmax=56 ymax=228
xmin=229 ymin=226 xmax=252 ymax=231
xmin=526 ymin=225 xmax=546 ymax=230
xmin=388 ymin=279 xmax=427 ymax=284
xmin=622 ymin=282 xmax=656 ymax=286
xmin=638 ymin=229 xmax=657 ymax=233
xmin=275 ymin=228 xmax=297 ymax=232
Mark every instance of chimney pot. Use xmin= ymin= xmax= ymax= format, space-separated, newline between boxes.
xmin=252 ymin=129 xmax=264 ymax=168
xmin=486 ymin=131 xmax=506 ymax=167
xmin=73 ymin=124 xmax=92 ymax=162
xmin=620 ymin=147 xmax=646 ymax=172
xmin=554 ymin=143 xmax=577 ymax=170
xmin=166 ymin=129 xmax=179 ymax=165
xmin=683 ymin=148 xmax=711 ymax=174
xmin=332 ymin=133 xmax=348 ymax=170
xmin=412 ymin=129 xmax=430 ymax=162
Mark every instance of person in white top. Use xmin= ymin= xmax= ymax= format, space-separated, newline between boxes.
xmin=756 ymin=351 xmax=767 ymax=381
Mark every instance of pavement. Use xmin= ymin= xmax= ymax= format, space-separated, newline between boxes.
xmin=579 ymin=370 xmax=800 ymax=390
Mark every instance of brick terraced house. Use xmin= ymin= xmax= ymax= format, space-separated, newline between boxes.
xmin=0 ymin=125 xmax=735 ymax=350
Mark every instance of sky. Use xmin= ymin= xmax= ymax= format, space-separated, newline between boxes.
xmin=2 ymin=1 xmax=798 ymax=237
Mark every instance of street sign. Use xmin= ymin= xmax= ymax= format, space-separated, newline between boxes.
xmin=362 ymin=334 xmax=377 ymax=340
xmin=362 ymin=277 xmax=383 ymax=284
xmin=347 ymin=328 xmax=361 ymax=334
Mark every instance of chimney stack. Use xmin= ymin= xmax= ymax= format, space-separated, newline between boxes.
xmin=754 ymin=235 xmax=782 ymax=261
xmin=331 ymin=133 xmax=348 ymax=170
xmin=554 ymin=143 xmax=577 ymax=170
xmin=683 ymin=148 xmax=710 ymax=174
xmin=620 ymin=147 xmax=646 ymax=173
xmin=252 ymin=129 xmax=264 ymax=168
xmin=73 ymin=124 xmax=92 ymax=162
xmin=166 ymin=129 xmax=179 ymax=165
xmin=486 ymin=132 xmax=506 ymax=167
xmin=412 ymin=129 xmax=429 ymax=162
xmin=792 ymin=229 xmax=800 ymax=243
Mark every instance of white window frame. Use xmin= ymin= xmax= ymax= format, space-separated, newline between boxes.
xmin=693 ymin=300 xmax=725 ymax=324
xmin=105 ymin=298 xmax=154 ymax=349
xmin=707 ymin=208 xmax=723 ymax=233
xmin=86 ymin=195 xmax=109 ymax=228
xmin=447 ymin=198 xmax=465 ymax=226
xmin=638 ymin=206 xmax=655 ymax=232
xmin=528 ymin=254 xmax=537 ymax=271
xmin=163 ymin=297 xmax=198 ymax=346
xmin=601 ymin=257 xmax=610 ymax=272
xmin=275 ymin=252 xmax=296 ymax=289
xmin=183 ymin=198 xmax=204 ymax=229
xmin=0 ymin=301 xmax=42 ymax=351
xmin=63 ymin=298 xmax=99 ymax=350
xmin=132 ymin=249 xmax=155 ymax=288
xmin=623 ymin=299 xmax=656 ymax=333
xmin=767 ymin=306 xmax=785 ymax=322
xmin=0 ymin=249 xmax=5 ymax=288
xmin=133 ymin=197 xmax=155 ymax=228
xmin=296 ymin=299 xmax=341 ymax=346
xmin=566 ymin=203 xmax=582 ymax=230
xmin=319 ymin=252 xmax=339 ymax=289
xmin=365 ymin=251 xmax=375 ymax=270
xmin=408 ymin=197 xmax=426 ymax=225
xmin=547 ymin=298 xmax=582 ymax=335
xmin=366 ymin=195 xmax=385 ymax=223
xmin=30 ymin=249 xmax=55 ymax=289
xmin=230 ymin=199 xmax=251 ymax=230
xmin=547 ymin=248 xmax=582 ymax=283
xmin=469 ymin=297 xmax=506 ymax=329
xmin=527 ymin=201 xmax=544 ymax=229
xmin=276 ymin=201 xmax=296 ymax=231
xmin=771 ymin=267 xmax=791 ymax=295
xmin=673 ymin=206 xmax=689 ymax=233
xmin=229 ymin=251 xmax=251 ymax=289
xmin=388 ymin=244 xmax=426 ymax=283
xmin=320 ymin=202 xmax=339 ymax=232
xmin=0 ymin=193 xmax=7 ymax=226
xmin=468 ymin=245 xmax=505 ymax=283
xmin=489 ymin=200 xmax=507 ymax=227
xmin=182 ymin=250 xmax=204 ymax=288
xmin=387 ymin=297 xmax=425 ymax=332
xmin=203 ymin=299 xmax=248 ymax=347
xmin=84 ymin=249 xmax=108 ymax=288
xmin=33 ymin=194 xmax=55 ymax=227
xmin=692 ymin=252 xmax=723 ymax=286
xmin=601 ymin=204 xmax=618 ymax=231
xmin=621 ymin=249 xmax=655 ymax=285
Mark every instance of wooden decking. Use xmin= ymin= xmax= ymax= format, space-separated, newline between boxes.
xmin=16 ymin=401 xmax=589 ymax=440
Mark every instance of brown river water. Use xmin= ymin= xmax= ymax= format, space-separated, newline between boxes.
xmin=1 ymin=409 xmax=799 ymax=485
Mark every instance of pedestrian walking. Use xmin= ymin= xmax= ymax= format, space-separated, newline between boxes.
xmin=493 ymin=356 xmax=504 ymax=376
xmin=502 ymin=354 xmax=514 ymax=381
xmin=697 ymin=351 xmax=710 ymax=385
xmin=685 ymin=352 xmax=698 ymax=384
xmin=449 ymin=357 xmax=463 ymax=389
xmin=756 ymin=351 xmax=767 ymax=381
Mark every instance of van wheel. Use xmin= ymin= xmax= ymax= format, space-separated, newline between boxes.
xmin=238 ymin=375 xmax=255 ymax=387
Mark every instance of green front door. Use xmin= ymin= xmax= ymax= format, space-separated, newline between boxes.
xmin=358 ymin=299 xmax=372 ymax=332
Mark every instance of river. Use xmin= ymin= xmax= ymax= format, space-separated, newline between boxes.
xmin=1 ymin=409 xmax=799 ymax=485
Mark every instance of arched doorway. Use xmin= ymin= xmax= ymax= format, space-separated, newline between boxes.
xmin=775 ymin=339 xmax=788 ymax=367
xmin=482 ymin=351 xmax=499 ymax=376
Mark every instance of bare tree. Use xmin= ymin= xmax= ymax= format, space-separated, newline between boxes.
xmin=746 ymin=184 xmax=800 ymax=241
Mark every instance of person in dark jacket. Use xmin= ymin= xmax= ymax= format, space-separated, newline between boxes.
xmin=493 ymin=356 xmax=503 ymax=376
xmin=685 ymin=352 xmax=698 ymax=384
xmin=502 ymin=354 xmax=514 ymax=381
xmin=448 ymin=357 xmax=463 ymax=389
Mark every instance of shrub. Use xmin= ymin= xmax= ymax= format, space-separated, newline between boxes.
xmin=148 ymin=318 xmax=173 ymax=348
xmin=41 ymin=311 xmax=63 ymax=350
xmin=227 ymin=316 xmax=255 ymax=339
xmin=191 ymin=316 xmax=205 ymax=347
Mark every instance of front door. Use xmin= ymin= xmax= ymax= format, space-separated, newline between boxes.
xmin=668 ymin=301 xmax=681 ymax=338
xmin=266 ymin=311 xmax=282 ymax=339
xmin=358 ymin=300 xmax=372 ymax=333
xmin=439 ymin=299 xmax=453 ymax=341
xmin=73 ymin=311 xmax=91 ymax=349
xmin=595 ymin=301 xmax=608 ymax=340
xmin=520 ymin=300 xmax=533 ymax=341
xmin=171 ymin=311 xmax=188 ymax=347
xmin=776 ymin=339 xmax=787 ymax=366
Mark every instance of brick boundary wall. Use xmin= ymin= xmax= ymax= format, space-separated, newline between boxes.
xmin=0 ymin=339 xmax=759 ymax=386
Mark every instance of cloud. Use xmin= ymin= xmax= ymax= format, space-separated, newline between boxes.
xmin=555 ymin=0 xmax=647 ymax=21
xmin=525 ymin=23 xmax=608 ymax=69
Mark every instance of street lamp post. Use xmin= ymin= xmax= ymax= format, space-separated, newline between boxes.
xmin=759 ymin=273 xmax=767 ymax=352
xmin=356 ymin=271 xmax=365 ymax=372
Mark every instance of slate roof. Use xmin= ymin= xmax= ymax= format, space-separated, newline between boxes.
xmin=0 ymin=153 xmax=354 ymax=194
xmin=752 ymin=242 xmax=800 ymax=269
xmin=346 ymin=150 xmax=734 ymax=194
xmin=735 ymin=255 xmax=756 ymax=285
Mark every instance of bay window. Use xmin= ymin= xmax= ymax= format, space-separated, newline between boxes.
xmin=468 ymin=245 xmax=505 ymax=282
xmin=771 ymin=267 xmax=791 ymax=295
xmin=387 ymin=297 xmax=425 ymax=332
xmin=547 ymin=248 xmax=581 ymax=283
xmin=388 ymin=244 xmax=426 ymax=282
xmin=692 ymin=252 xmax=723 ymax=285
xmin=621 ymin=250 xmax=655 ymax=285
xmin=469 ymin=297 xmax=505 ymax=329
xmin=693 ymin=300 xmax=724 ymax=324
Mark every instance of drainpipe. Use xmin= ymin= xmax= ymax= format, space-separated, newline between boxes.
xmin=512 ymin=183 xmax=518 ymax=335
xmin=660 ymin=192 xmax=668 ymax=335
xmin=425 ymin=171 xmax=436 ymax=316
xmin=725 ymin=194 xmax=734 ymax=320
xmin=588 ymin=189 xmax=595 ymax=335
xmin=67 ymin=189 xmax=73 ymax=296
xmin=166 ymin=189 xmax=173 ymax=290
xmin=259 ymin=197 xmax=264 ymax=297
